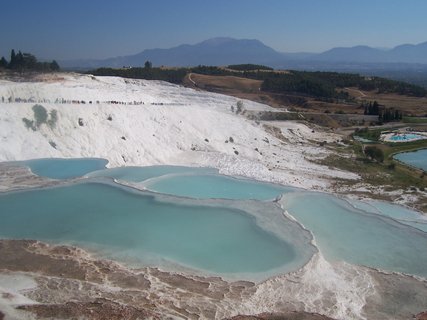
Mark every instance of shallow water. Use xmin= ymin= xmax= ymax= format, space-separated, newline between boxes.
xmin=22 ymin=158 xmax=108 ymax=179
xmin=282 ymin=192 xmax=427 ymax=278
xmin=347 ymin=199 xmax=427 ymax=232
xmin=87 ymin=165 xmax=217 ymax=182
xmin=88 ymin=165 xmax=293 ymax=200
xmin=0 ymin=182 xmax=314 ymax=279
xmin=394 ymin=149 xmax=427 ymax=171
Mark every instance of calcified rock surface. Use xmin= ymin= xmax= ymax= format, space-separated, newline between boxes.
xmin=1 ymin=239 xmax=427 ymax=320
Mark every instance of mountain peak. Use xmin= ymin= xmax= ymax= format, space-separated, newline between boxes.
xmin=199 ymin=37 xmax=236 ymax=46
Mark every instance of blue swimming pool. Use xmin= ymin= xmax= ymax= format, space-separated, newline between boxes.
xmin=388 ymin=133 xmax=426 ymax=142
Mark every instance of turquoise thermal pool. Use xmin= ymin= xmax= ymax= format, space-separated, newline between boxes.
xmin=22 ymin=158 xmax=108 ymax=179
xmin=282 ymin=192 xmax=427 ymax=278
xmin=1 ymin=158 xmax=427 ymax=281
xmin=394 ymin=149 xmax=427 ymax=172
xmin=88 ymin=166 xmax=293 ymax=200
xmin=0 ymin=181 xmax=314 ymax=280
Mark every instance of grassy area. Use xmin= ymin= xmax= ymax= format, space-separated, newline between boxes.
xmin=319 ymin=140 xmax=427 ymax=212
xmin=383 ymin=139 xmax=427 ymax=157
xmin=323 ymin=143 xmax=426 ymax=189
xmin=402 ymin=116 xmax=427 ymax=124
xmin=353 ymin=128 xmax=383 ymax=141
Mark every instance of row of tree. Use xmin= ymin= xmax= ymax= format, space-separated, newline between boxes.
xmin=226 ymin=64 xmax=273 ymax=71
xmin=363 ymin=101 xmax=381 ymax=115
xmin=0 ymin=49 xmax=60 ymax=71
xmin=362 ymin=101 xmax=403 ymax=122
xmin=90 ymin=64 xmax=187 ymax=84
xmin=379 ymin=108 xmax=403 ymax=123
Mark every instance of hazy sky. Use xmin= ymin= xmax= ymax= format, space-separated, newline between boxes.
xmin=1 ymin=0 xmax=427 ymax=60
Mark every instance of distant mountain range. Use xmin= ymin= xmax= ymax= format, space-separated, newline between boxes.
xmin=60 ymin=37 xmax=427 ymax=70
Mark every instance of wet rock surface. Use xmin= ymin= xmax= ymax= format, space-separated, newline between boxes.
xmin=230 ymin=312 xmax=334 ymax=320
xmin=1 ymin=239 xmax=427 ymax=319
xmin=0 ymin=163 xmax=59 ymax=191
xmin=17 ymin=298 xmax=161 ymax=320
xmin=0 ymin=239 xmax=257 ymax=319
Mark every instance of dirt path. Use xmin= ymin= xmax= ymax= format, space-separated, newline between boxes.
xmin=345 ymin=87 xmax=366 ymax=98
xmin=188 ymin=73 xmax=196 ymax=86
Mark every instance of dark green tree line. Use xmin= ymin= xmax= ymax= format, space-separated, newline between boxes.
xmin=0 ymin=49 xmax=60 ymax=72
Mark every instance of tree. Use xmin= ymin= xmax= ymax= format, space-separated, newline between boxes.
xmin=15 ymin=51 xmax=24 ymax=68
xmin=9 ymin=49 xmax=16 ymax=68
xmin=22 ymin=53 xmax=37 ymax=69
xmin=364 ymin=146 xmax=384 ymax=163
xmin=50 ymin=60 xmax=60 ymax=71
xmin=0 ymin=57 xmax=7 ymax=68
xmin=144 ymin=60 xmax=152 ymax=69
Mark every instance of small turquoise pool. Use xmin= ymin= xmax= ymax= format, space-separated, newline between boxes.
xmin=22 ymin=158 xmax=108 ymax=179
xmin=88 ymin=166 xmax=294 ymax=200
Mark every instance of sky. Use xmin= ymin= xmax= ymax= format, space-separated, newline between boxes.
xmin=1 ymin=0 xmax=427 ymax=61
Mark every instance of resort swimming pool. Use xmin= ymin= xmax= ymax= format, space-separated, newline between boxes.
xmin=1 ymin=158 xmax=426 ymax=280
xmin=387 ymin=133 xmax=426 ymax=142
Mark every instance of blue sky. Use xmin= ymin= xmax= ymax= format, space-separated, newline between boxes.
xmin=1 ymin=0 xmax=427 ymax=60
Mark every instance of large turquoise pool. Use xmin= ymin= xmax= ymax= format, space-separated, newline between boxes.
xmin=0 ymin=182 xmax=315 ymax=278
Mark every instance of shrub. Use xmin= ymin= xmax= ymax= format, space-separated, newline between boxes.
xmin=236 ymin=101 xmax=243 ymax=114
xmin=32 ymin=104 xmax=48 ymax=127
xmin=364 ymin=146 xmax=384 ymax=163
xmin=47 ymin=109 xmax=58 ymax=128
xmin=22 ymin=118 xmax=36 ymax=131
